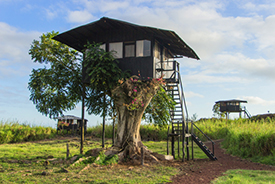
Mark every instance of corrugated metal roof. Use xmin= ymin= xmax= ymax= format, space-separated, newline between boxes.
xmin=53 ymin=17 xmax=199 ymax=60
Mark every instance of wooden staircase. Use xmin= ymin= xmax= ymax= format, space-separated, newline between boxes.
xmin=191 ymin=133 xmax=217 ymax=160
xmin=158 ymin=60 xmax=217 ymax=161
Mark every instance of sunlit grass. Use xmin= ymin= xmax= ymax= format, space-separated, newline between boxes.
xmin=213 ymin=169 xmax=275 ymax=184
xmin=0 ymin=120 xmax=57 ymax=144
xmin=0 ymin=138 xmax=194 ymax=184
xmin=194 ymin=118 xmax=275 ymax=165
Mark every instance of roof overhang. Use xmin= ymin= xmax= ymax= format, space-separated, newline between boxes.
xmin=53 ymin=17 xmax=199 ymax=60
xmin=215 ymin=99 xmax=248 ymax=104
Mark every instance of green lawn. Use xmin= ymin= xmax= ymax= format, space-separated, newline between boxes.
xmin=0 ymin=137 xmax=274 ymax=184
xmin=0 ymin=138 xmax=180 ymax=183
xmin=213 ymin=169 xmax=275 ymax=184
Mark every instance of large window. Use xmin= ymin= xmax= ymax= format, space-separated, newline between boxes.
xmin=136 ymin=40 xmax=151 ymax=57
xmin=109 ymin=42 xmax=123 ymax=58
xmin=124 ymin=42 xmax=135 ymax=57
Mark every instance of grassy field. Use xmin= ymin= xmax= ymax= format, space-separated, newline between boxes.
xmin=193 ymin=118 xmax=275 ymax=166
xmin=1 ymin=118 xmax=275 ymax=183
xmin=0 ymin=137 xmax=207 ymax=184
xmin=213 ymin=169 xmax=275 ymax=184
xmin=0 ymin=120 xmax=57 ymax=144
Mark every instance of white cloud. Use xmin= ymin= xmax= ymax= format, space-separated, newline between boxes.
xmin=242 ymin=1 xmax=275 ymax=14
xmin=0 ymin=22 xmax=41 ymax=78
xmin=45 ymin=8 xmax=59 ymax=20
xmin=182 ymin=72 xmax=247 ymax=84
xmin=67 ymin=10 xmax=94 ymax=23
xmin=242 ymin=96 xmax=275 ymax=106
xmin=185 ymin=91 xmax=204 ymax=98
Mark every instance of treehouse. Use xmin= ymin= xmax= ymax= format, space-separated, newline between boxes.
xmin=215 ymin=99 xmax=251 ymax=118
xmin=53 ymin=17 xmax=217 ymax=161
xmin=53 ymin=17 xmax=199 ymax=82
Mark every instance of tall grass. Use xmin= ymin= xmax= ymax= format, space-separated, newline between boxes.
xmin=2 ymin=118 xmax=275 ymax=165
xmin=87 ymin=123 xmax=168 ymax=141
xmin=194 ymin=118 xmax=275 ymax=164
xmin=0 ymin=120 xmax=57 ymax=144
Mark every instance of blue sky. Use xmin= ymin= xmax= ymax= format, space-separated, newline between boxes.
xmin=1 ymin=0 xmax=275 ymax=127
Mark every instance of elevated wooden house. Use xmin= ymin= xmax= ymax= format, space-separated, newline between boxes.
xmin=53 ymin=17 xmax=199 ymax=81
xmin=215 ymin=99 xmax=251 ymax=118
xmin=53 ymin=17 xmax=217 ymax=161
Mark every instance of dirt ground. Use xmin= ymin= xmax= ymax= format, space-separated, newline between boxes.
xmin=169 ymin=140 xmax=275 ymax=184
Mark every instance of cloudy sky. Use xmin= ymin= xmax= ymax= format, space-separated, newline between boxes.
xmin=1 ymin=0 xmax=275 ymax=127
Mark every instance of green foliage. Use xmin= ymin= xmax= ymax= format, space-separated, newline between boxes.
xmin=93 ymin=151 xmax=118 ymax=165
xmin=139 ymin=124 xmax=168 ymax=141
xmin=213 ymin=169 xmax=275 ymax=184
xmin=0 ymin=120 xmax=56 ymax=144
xmin=84 ymin=42 xmax=129 ymax=118
xmin=212 ymin=103 xmax=226 ymax=118
xmin=194 ymin=118 xmax=275 ymax=165
xmin=28 ymin=31 xmax=82 ymax=118
xmin=87 ymin=123 xmax=168 ymax=141
xmin=144 ymin=86 xmax=176 ymax=127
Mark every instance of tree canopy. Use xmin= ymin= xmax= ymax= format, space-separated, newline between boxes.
xmin=212 ymin=103 xmax=226 ymax=118
xmin=28 ymin=31 xmax=82 ymax=118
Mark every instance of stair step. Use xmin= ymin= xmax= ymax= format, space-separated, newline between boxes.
xmin=166 ymin=84 xmax=178 ymax=87
xmin=170 ymin=110 xmax=182 ymax=112
xmin=191 ymin=133 xmax=218 ymax=161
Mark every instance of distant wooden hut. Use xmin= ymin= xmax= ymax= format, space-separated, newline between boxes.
xmin=215 ymin=99 xmax=251 ymax=118
xmin=56 ymin=115 xmax=87 ymax=134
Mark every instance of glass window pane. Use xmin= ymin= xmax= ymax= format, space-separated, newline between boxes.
xmin=109 ymin=42 xmax=123 ymax=58
xmin=144 ymin=40 xmax=151 ymax=57
xmin=136 ymin=40 xmax=143 ymax=57
xmin=136 ymin=40 xmax=151 ymax=57
xmin=125 ymin=44 xmax=135 ymax=57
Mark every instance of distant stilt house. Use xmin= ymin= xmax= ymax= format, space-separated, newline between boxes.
xmin=215 ymin=99 xmax=251 ymax=119
xmin=53 ymin=17 xmax=217 ymax=161
xmin=56 ymin=115 xmax=87 ymax=134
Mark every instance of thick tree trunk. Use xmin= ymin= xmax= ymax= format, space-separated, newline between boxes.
xmin=111 ymin=78 xmax=161 ymax=161
xmin=85 ymin=77 xmax=173 ymax=164
xmin=114 ymin=94 xmax=152 ymax=156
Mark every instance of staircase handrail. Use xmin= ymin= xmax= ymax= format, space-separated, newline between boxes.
xmin=176 ymin=61 xmax=215 ymax=154
xmin=176 ymin=62 xmax=189 ymax=121
xmin=190 ymin=120 xmax=215 ymax=144
xmin=166 ymin=60 xmax=216 ymax=157
xmin=243 ymin=106 xmax=251 ymax=118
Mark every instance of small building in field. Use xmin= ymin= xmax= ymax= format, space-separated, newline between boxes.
xmin=56 ymin=115 xmax=87 ymax=133
xmin=215 ymin=99 xmax=251 ymax=119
